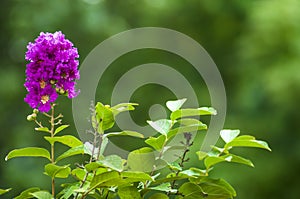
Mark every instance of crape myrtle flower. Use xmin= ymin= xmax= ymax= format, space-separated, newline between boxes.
xmin=24 ymin=31 xmax=79 ymax=112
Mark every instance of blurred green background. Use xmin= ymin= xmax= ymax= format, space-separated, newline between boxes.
xmin=1 ymin=0 xmax=300 ymax=198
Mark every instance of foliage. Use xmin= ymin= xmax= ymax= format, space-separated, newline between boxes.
xmin=3 ymin=99 xmax=270 ymax=198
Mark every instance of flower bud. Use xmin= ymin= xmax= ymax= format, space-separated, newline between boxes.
xmin=33 ymin=109 xmax=39 ymax=114
xmin=27 ymin=113 xmax=37 ymax=121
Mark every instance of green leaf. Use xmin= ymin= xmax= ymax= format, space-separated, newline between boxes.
xmin=98 ymin=155 xmax=123 ymax=172
xmin=167 ymin=123 xmax=207 ymax=139
xmin=178 ymin=182 xmax=206 ymax=198
xmin=149 ymin=193 xmax=169 ymax=199
xmin=225 ymin=135 xmax=272 ymax=151
xmin=31 ymin=191 xmax=53 ymax=199
xmin=44 ymin=164 xmax=71 ymax=178
xmin=71 ymin=168 xmax=86 ymax=181
xmin=54 ymin=125 xmax=69 ymax=135
xmin=199 ymin=178 xmax=236 ymax=198
xmin=104 ymin=131 xmax=144 ymax=138
xmin=147 ymin=119 xmax=173 ymax=135
xmin=166 ymin=98 xmax=187 ymax=112
xmin=145 ymin=135 xmax=166 ymax=151
xmin=148 ymin=183 xmax=176 ymax=193
xmin=95 ymin=102 xmax=115 ymax=131
xmin=180 ymin=168 xmax=206 ymax=177
xmin=111 ymin=103 xmax=138 ymax=116
xmin=14 ymin=187 xmax=40 ymax=199
xmin=5 ymin=147 xmax=50 ymax=161
xmin=170 ymin=107 xmax=217 ymax=120
xmin=204 ymin=154 xmax=254 ymax=169
xmin=44 ymin=135 xmax=82 ymax=147
xmin=196 ymin=151 xmax=208 ymax=160
xmin=121 ymin=171 xmax=153 ymax=182
xmin=56 ymin=145 xmax=85 ymax=162
xmin=127 ymin=147 xmax=155 ymax=172
xmin=118 ymin=186 xmax=141 ymax=199
xmin=220 ymin=129 xmax=240 ymax=143
xmin=35 ymin=127 xmax=50 ymax=133
xmin=0 ymin=188 xmax=11 ymax=195
xmin=90 ymin=171 xmax=120 ymax=188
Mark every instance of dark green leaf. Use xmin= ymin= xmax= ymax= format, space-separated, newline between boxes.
xmin=178 ymin=182 xmax=206 ymax=199
xmin=199 ymin=178 xmax=236 ymax=198
xmin=118 ymin=186 xmax=141 ymax=199
xmin=149 ymin=193 xmax=169 ymax=199
xmin=5 ymin=147 xmax=50 ymax=161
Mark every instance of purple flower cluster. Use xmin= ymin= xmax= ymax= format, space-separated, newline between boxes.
xmin=24 ymin=31 xmax=80 ymax=112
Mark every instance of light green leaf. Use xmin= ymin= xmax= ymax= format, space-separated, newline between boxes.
xmin=220 ymin=129 xmax=240 ymax=143
xmin=148 ymin=183 xmax=176 ymax=193
xmin=204 ymin=154 xmax=254 ymax=169
xmin=196 ymin=151 xmax=208 ymax=160
xmin=145 ymin=135 xmax=166 ymax=151
xmin=104 ymin=131 xmax=144 ymax=138
xmin=95 ymin=102 xmax=115 ymax=131
xmin=167 ymin=123 xmax=207 ymax=139
xmin=44 ymin=135 xmax=82 ymax=148
xmin=118 ymin=186 xmax=141 ymax=199
xmin=170 ymin=107 xmax=217 ymax=120
xmin=31 ymin=191 xmax=53 ymax=199
xmin=166 ymin=98 xmax=187 ymax=112
xmin=44 ymin=164 xmax=71 ymax=178
xmin=127 ymin=147 xmax=155 ymax=172
xmin=90 ymin=171 xmax=120 ymax=189
xmin=98 ymin=155 xmax=123 ymax=172
xmin=35 ymin=127 xmax=50 ymax=133
xmin=71 ymin=168 xmax=86 ymax=181
xmin=54 ymin=125 xmax=69 ymax=135
xmin=149 ymin=193 xmax=169 ymax=199
xmin=14 ymin=187 xmax=40 ymax=199
xmin=5 ymin=147 xmax=50 ymax=161
xmin=0 ymin=188 xmax=11 ymax=195
xmin=225 ymin=135 xmax=272 ymax=151
xmin=121 ymin=171 xmax=153 ymax=182
xmin=111 ymin=103 xmax=138 ymax=116
xmin=56 ymin=145 xmax=85 ymax=162
xmin=147 ymin=119 xmax=173 ymax=135
xmin=99 ymin=136 xmax=108 ymax=157
xmin=180 ymin=168 xmax=206 ymax=177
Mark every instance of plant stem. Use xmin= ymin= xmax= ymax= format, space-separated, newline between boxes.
xmin=50 ymin=104 xmax=56 ymax=197
xmin=169 ymin=133 xmax=193 ymax=195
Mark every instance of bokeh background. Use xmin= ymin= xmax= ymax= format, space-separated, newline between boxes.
xmin=1 ymin=0 xmax=300 ymax=198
